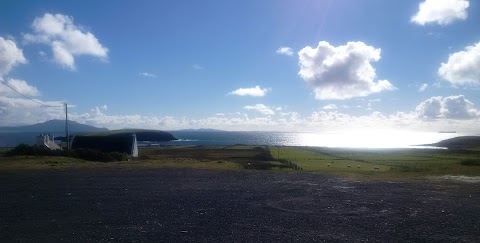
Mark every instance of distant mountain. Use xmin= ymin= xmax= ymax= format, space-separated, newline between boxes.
xmin=0 ymin=120 xmax=108 ymax=133
xmin=81 ymin=129 xmax=177 ymax=141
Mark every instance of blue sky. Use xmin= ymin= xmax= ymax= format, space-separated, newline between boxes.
xmin=1 ymin=0 xmax=479 ymax=132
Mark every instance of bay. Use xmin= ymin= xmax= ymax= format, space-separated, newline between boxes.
xmin=0 ymin=130 xmax=470 ymax=149
xmin=149 ymin=130 xmax=467 ymax=149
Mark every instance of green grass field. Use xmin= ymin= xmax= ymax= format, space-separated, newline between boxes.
xmin=1 ymin=146 xmax=480 ymax=180
xmin=271 ymin=146 xmax=480 ymax=176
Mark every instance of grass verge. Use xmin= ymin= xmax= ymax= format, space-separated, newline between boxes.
xmin=2 ymin=146 xmax=480 ymax=181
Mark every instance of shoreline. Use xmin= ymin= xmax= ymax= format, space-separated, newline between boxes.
xmin=2 ymin=131 xmax=477 ymax=149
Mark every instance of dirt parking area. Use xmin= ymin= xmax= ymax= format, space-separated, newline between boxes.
xmin=0 ymin=168 xmax=479 ymax=242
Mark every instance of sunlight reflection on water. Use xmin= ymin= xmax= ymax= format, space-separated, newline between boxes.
xmin=278 ymin=131 xmax=462 ymax=148
xmin=164 ymin=130 xmax=467 ymax=149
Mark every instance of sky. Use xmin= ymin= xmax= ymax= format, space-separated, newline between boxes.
xmin=0 ymin=0 xmax=479 ymax=132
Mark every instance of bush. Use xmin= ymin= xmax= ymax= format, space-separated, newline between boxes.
xmin=109 ymin=152 xmax=128 ymax=161
xmin=4 ymin=144 xmax=128 ymax=162
xmin=5 ymin=144 xmax=63 ymax=157
xmin=461 ymin=159 xmax=480 ymax=166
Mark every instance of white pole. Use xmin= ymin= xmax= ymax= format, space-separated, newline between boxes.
xmin=65 ymin=103 xmax=69 ymax=151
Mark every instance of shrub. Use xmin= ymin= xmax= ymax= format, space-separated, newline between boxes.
xmin=5 ymin=144 xmax=63 ymax=157
xmin=4 ymin=144 xmax=128 ymax=162
xmin=109 ymin=152 xmax=128 ymax=161
xmin=461 ymin=159 xmax=480 ymax=166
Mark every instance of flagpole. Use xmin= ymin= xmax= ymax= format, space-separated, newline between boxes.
xmin=65 ymin=103 xmax=69 ymax=151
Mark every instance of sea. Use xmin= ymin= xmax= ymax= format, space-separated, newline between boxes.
xmin=0 ymin=130 xmax=471 ymax=149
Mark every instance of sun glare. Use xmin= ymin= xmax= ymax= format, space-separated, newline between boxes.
xmin=294 ymin=130 xmax=459 ymax=148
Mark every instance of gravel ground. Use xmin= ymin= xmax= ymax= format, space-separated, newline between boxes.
xmin=0 ymin=168 xmax=479 ymax=242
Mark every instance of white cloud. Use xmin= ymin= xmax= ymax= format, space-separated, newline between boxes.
xmin=411 ymin=0 xmax=469 ymax=26
xmin=419 ymin=83 xmax=429 ymax=92
xmin=192 ymin=64 xmax=204 ymax=70
xmin=24 ymin=13 xmax=108 ymax=70
xmin=276 ymin=47 xmax=294 ymax=56
xmin=438 ymin=41 xmax=480 ymax=86
xmin=0 ymin=79 xmax=40 ymax=97
xmin=2 ymin=96 xmax=480 ymax=132
xmin=322 ymin=104 xmax=337 ymax=110
xmin=416 ymin=95 xmax=480 ymax=119
xmin=0 ymin=37 xmax=27 ymax=78
xmin=0 ymin=96 xmax=64 ymax=126
xmin=67 ymin=105 xmax=479 ymax=132
xmin=243 ymin=104 xmax=275 ymax=115
xmin=139 ymin=72 xmax=157 ymax=78
xmin=298 ymin=41 xmax=395 ymax=100
xmin=228 ymin=86 xmax=270 ymax=97
xmin=366 ymin=103 xmax=374 ymax=111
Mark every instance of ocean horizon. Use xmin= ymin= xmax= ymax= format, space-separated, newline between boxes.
xmin=164 ymin=130 xmax=470 ymax=149
xmin=0 ymin=130 xmax=473 ymax=149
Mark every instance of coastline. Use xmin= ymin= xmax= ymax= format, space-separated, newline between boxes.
xmin=1 ymin=131 xmax=478 ymax=149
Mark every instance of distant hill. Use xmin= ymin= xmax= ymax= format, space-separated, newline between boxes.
xmin=0 ymin=120 xmax=108 ymax=133
xmin=82 ymin=129 xmax=177 ymax=141
xmin=173 ymin=128 xmax=224 ymax=132
xmin=432 ymin=136 xmax=480 ymax=149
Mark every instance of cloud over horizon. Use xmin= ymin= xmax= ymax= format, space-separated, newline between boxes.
xmin=243 ymin=104 xmax=275 ymax=115
xmin=298 ymin=41 xmax=395 ymax=100
xmin=0 ymin=95 xmax=64 ymax=126
xmin=416 ymin=95 xmax=480 ymax=119
xmin=2 ymin=94 xmax=479 ymax=133
xmin=24 ymin=13 xmax=108 ymax=70
xmin=411 ymin=0 xmax=469 ymax=26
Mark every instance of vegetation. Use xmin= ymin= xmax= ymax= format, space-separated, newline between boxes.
xmin=5 ymin=144 xmax=63 ymax=157
xmin=2 ymin=145 xmax=480 ymax=180
xmin=271 ymin=146 xmax=480 ymax=176
xmin=3 ymin=144 xmax=128 ymax=162
xmin=139 ymin=146 xmax=285 ymax=170
xmin=68 ymin=148 xmax=128 ymax=162
xmin=461 ymin=159 xmax=480 ymax=166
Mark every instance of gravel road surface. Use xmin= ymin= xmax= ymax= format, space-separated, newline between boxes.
xmin=0 ymin=168 xmax=479 ymax=242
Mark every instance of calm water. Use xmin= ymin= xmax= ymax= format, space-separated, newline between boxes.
xmin=152 ymin=131 xmax=467 ymax=149
xmin=0 ymin=130 xmax=470 ymax=149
